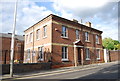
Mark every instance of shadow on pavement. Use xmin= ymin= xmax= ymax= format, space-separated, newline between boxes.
xmin=76 ymin=63 xmax=119 ymax=79
xmin=2 ymin=63 xmax=120 ymax=81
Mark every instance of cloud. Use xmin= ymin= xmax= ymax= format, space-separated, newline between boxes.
xmin=1 ymin=1 xmax=53 ymax=35
xmin=1 ymin=0 xmax=118 ymax=40
xmin=52 ymin=0 xmax=118 ymax=40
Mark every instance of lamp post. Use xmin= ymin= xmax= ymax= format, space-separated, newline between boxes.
xmin=10 ymin=0 xmax=18 ymax=77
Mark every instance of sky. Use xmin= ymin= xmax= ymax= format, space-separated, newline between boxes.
xmin=0 ymin=0 xmax=119 ymax=40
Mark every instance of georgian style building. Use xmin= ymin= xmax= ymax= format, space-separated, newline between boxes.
xmin=24 ymin=14 xmax=104 ymax=67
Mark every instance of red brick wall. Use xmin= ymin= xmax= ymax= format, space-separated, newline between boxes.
xmin=109 ymin=50 xmax=120 ymax=62
xmin=0 ymin=37 xmax=24 ymax=64
xmin=51 ymin=18 xmax=104 ymax=66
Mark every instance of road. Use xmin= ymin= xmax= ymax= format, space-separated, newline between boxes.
xmin=3 ymin=62 xmax=119 ymax=81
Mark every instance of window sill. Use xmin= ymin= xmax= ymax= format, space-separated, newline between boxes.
xmin=61 ymin=59 xmax=69 ymax=61
xmin=85 ymin=40 xmax=90 ymax=42
xmin=43 ymin=36 xmax=47 ymax=39
xmin=97 ymin=58 xmax=100 ymax=60
xmin=38 ymin=59 xmax=43 ymax=61
xmin=96 ymin=43 xmax=100 ymax=45
xmin=36 ymin=39 xmax=40 ymax=41
xmin=26 ymin=58 xmax=30 ymax=61
xmin=61 ymin=36 xmax=68 ymax=39
xmin=86 ymin=58 xmax=90 ymax=60
xmin=76 ymin=39 xmax=80 ymax=41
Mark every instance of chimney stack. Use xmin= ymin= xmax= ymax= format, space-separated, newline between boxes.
xmin=8 ymin=33 xmax=12 ymax=34
xmin=85 ymin=22 xmax=91 ymax=27
xmin=73 ymin=19 xmax=78 ymax=23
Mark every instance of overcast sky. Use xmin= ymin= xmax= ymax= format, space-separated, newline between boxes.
xmin=0 ymin=0 xmax=119 ymax=40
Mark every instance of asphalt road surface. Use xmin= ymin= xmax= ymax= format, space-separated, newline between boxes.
xmin=3 ymin=62 xmax=120 ymax=81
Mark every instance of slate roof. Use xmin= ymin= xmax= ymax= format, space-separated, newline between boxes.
xmin=0 ymin=33 xmax=24 ymax=41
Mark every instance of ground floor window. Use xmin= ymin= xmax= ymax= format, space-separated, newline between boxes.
xmin=85 ymin=48 xmax=90 ymax=60
xmin=96 ymin=49 xmax=100 ymax=60
xmin=62 ymin=46 xmax=68 ymax=61
xmin=27 ymin=49 xmax=30 ymax=61
xmin=38 ymin=47 xmax=44 ymax=61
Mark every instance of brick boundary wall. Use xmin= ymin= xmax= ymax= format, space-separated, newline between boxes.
xmin=109 ymin=50 xmax=120 ymax=62
xmin=1 ymin=62 xmax=51 ymax=74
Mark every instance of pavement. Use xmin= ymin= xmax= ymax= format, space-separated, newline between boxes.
xmin=1 ymin=61 xmax=118 ymax=80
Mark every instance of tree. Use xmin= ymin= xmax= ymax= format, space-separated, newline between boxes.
xmin=102 ymin=38 xmax=120 ymax=50
xmin=113 ymin=40 xmax=120 ymax=50
xmin=115 ymin=44 xmax=120 ymax=50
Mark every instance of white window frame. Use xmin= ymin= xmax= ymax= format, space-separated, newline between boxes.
xmin=38 ymin=47 xmax=44 ymax=61
xmin=61 ymin=26 xmax=68 ymax=38
xmin=85 ymin=48 xmax=90 ymax=60
xmin=27 ymin=49 xmax=30 ymax=60
xmin=96 ymin=49 xmax=100 ymax=60
xmin=26 ymin=35 xmax=28 ymax=44
xmin=76 ymin=29 xmax=80 ymax=40
xmin=36 ymin=29 xmax=40 ymax=40
xmin=96 ymin=35 xmax=99 ymax=44
xmin=29 ymin=33 xmax=33 ymax=42
xmin=85 ymin=32 xmax=89 ymax=41
xmin=43 ymin=25 xmax=47 ymax=38
xmin=62 ymin=46 xmax=68 ymax=61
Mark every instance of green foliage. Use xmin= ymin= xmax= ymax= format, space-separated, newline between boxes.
xmin=115 ymin=44 xmax=120 ymax=50
xmin=102 ymin=38 xmax=120 ymax=50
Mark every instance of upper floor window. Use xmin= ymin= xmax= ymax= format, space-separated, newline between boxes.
xmin=96 ymin=35 xmax=99 ymax=44
xmin=96 ymin=49 xmax=100 ymax=60
xmin=38 ymin=47 xmax=44 ymax=61
xmin=43 ymin=26 xmax=47 ymax=37
xmin=76 ymin=29 xmax=80 ymax=40
xmin=85 ymin=32 xmax=89 ymax=41
xmin=62 ymin=46 xmax=68 ymax=61
xmin=61 ymin=26 xmax=68 ymax=38
xmin=36 ymin=29 xmax=40 ymax=40
xmin=85 ymin=48 xmax=90 ymax=60
xmin=29 ymin=33 xmax=33 ymax=42
xmin=26 ymin=35 xmax=28 ymax=44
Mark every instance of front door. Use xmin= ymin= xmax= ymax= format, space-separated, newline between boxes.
xmin=78 ymin=48 xmax=81 ymax=65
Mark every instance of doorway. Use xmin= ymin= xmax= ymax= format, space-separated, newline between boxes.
xmin=78 ymin=48 xmax=81 ymax=65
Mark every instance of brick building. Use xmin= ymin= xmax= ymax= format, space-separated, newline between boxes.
xmin=24 ymin=14 xmax=104 ymax=67
xmin=0 ymin=33 xmax=24 ymax=64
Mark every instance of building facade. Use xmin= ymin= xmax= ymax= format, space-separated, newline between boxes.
xmin=24 ymin=14 xmax=104 ymax=66
xmin=0 ymin=33 xmax=24 ymax=64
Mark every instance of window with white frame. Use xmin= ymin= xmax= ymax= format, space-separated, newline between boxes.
xmin=61 ymin=26 xmax=68 ymax=37
xmin=36 ymin=29 xmax=40 ymax=40
xmin=85 ymin=48 xmax=90 ymax=60
xmin=38 ymin=47 xmax=44 ymax=61
xmin=96 ymin=35 xmax=99 ymax=44
xmin=62 ymin=46 xmax=68 ymax=61
xmin=43 ymin=26 xmax=47 ymax=37
xmin=85 ymin=32 xmax=89 ymax=41
xmin=27 ymin=49 xmax=30 ymax=60
xmin=76 ymin=29 xmax=80 ymax=40
xmin=29 ymin=33 xmax=33 ymax=42
xmin=26 ymin=35 xmax=28 ymax=44
xmin=96 ymin=49 xmax=100 ymax=60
